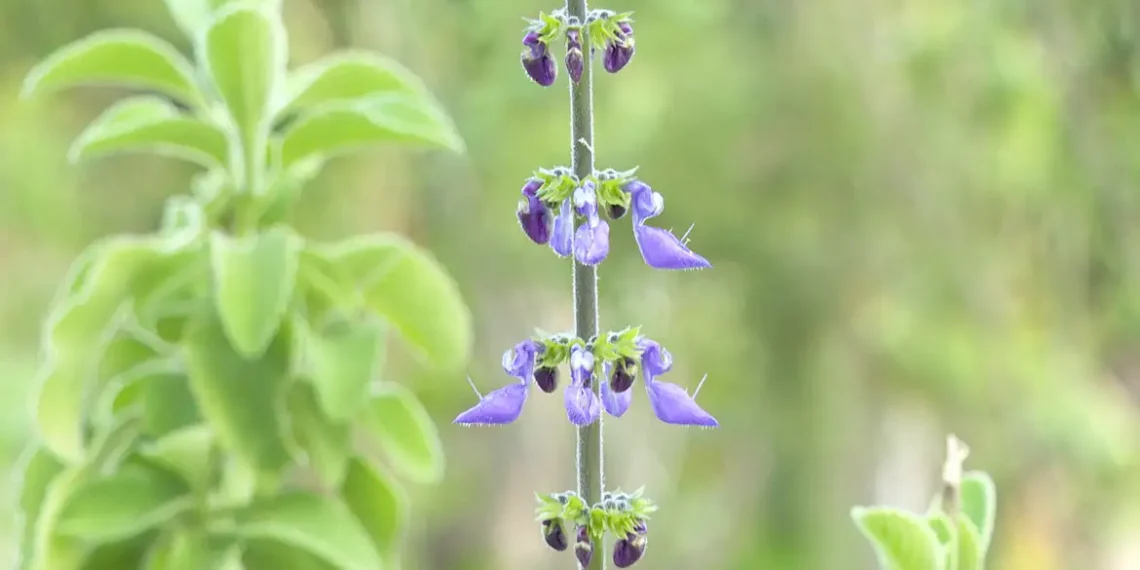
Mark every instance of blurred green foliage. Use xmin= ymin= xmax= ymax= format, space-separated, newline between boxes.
xmin=4 ymin=0 xmax=1140 ymax=569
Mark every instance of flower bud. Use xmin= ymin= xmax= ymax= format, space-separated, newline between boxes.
xmin=517 ymin=179 xmax=553 ymax=244
xmin=610 ymin=357 xmax=638 ymax=393
xmin=613 ymin=521 xmax=648 ymax=567
xmin=542 ymin=519 xmax=568 ymax=551
xmin=566 ymin=29 xmax=584 ymax=83
xmin=521 ymin=31 xmax=557 ymax=86
xmin=534 ymin=366 xmax=559 ymax=393
xmin=603 ymin=22 xmax=635 ymax=74
xmin=574 ymin=526 xmax=593 ymax=567
xmin=606 ymin=203 xmax=628 ymax=220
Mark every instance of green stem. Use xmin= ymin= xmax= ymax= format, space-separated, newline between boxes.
xmin=566 ymin=0 xmax=602 ymax=568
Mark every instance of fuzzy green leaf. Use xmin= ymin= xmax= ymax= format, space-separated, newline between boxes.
xmin=361 ymin=383 xmax=444 ymax=484
xmin=56 ymin=464 xmax=191 ymax=543
xmin=852 ymin=507 xmax=944 ymax=570
xmin=22 ymin=30 xmax=202 ymax=105
xmin=314 ymin=234 xmax=471 ymax=370
xmin=288 ymin=382 xmax=350 ymax=487
xmin=303 ymin=319 xmax=386 ymax=422
xmin=14 ymin=446 xmax=66 ymax=570
xmin=281 ymin=51 xmax=428 ymax=113
xmin=232 ymin=492 xmax=384 ymax=570
xmin=164 ymin=0 xmax=282 ymax=38
xmin=208 ymin=227 xmax=300 ymax=358
xmin=183 ymin=312 xmax=293 ymax=476
xmin=278 ymin=94 xmax=464 ymax=168
xmin=961 ymin=471 xmax=997 ymax=552
xmin=341 ymin=457 xmax=408 ymax=566
xmin=69 ymin=96 xmax=228 ymax=167
xmin=139 ymin=424 xmax=216 ymax=492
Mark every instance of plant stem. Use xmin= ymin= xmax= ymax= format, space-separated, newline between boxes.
xmin=566 ymin=0 xmax=602 ymax=568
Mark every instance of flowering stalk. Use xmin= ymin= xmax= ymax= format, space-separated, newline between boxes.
xmin=459 ymin=2 xmax=716 ymax=568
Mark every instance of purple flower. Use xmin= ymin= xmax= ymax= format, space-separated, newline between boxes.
xmin=453 ymin=340 xmax=541 ymax=425
xmin=603 ymin=21 xmax=636 ymax=73
xmin=574 ymin=526 xmax=593 ymax=568
xmin=551 ymin=199 xmax=574 ymax=257
xmin=569 ymin=181 xmax=611 ymax=266
xmin=600 ymin=362 xmax=633 ymax=418
xmin=566 ymin=29 xmax=584 ymax=83
xmin=521 ymin=31 xmax=557 ymax=86
xmin=517 ymin=179 xmax=553 ymax=244
xmin=613 ymin=521 xmax=648 ymax=567
xmin=624 ymin=180 xmax=711 ymax=270
xmin=638 ymin=338 xmax=718 ymax=427
xmin=542 ymin=519 xmax=568 ymax=551
xmin=534 ymin=366 xmax=559 ymax=393
xmin=565 ymin=345 xmax=602 ymax=426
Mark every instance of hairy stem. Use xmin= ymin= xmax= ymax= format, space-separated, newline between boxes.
xmin=567 ymin=0 xmax=602 ymax=568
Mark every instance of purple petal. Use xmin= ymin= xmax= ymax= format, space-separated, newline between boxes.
xmin=454 ymin=382 xmax=528 ymax=425
xmin=637 ymin=339 xmax=673 ymax=376
xmin=550 ymin=199 xmax=573 ymax=257
xmin=573 ymin=181 xmax=598 ymax=218
xmin=644 ymin=378 xmax=717 ymax=427
xmin=601 ymin=366 xmax=632 ymax=417
xmin=517 ymin=190 xmax=553 ymax=245
xmin=564 ymin=383 xmax=601 ymax=426
xmin=502 ymin=339 xmax=540 ymax=380
xmin=569 ymin=345 xmax=595 ymax=385
xmin=574 ymin=219 xmax=610 ymax=266
xmin=624 ymin=181 xmax=663 ymax=223
xmin=634 ymin=223 xmax=711 ymax=270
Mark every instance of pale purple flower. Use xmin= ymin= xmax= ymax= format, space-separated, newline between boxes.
xmin=453 ymin=340 xmax=541 ymax=425
xmin=521 ymin=31 xmax=557 ymax=86
xmin=638 ymin=338 xmax=718 ymax=427
xmin=565 ymin=344 xmax=601 ymax=426
xmin=600 ymin=362 xmax=633 ymax=417
xmin=571 ymin=181 xmax=611 ymax=265
xmin=551 ymin=199 xmax=574 ymax=257
xmin=603 ymin=21 xmax=635 ymax=73
xmin=517 ymin=179 xmax=553 ymax=244
xmin=566 ymin=29 xmax=584 ymax=83
xmin=624 ymin=180 xmax=711 ymax=270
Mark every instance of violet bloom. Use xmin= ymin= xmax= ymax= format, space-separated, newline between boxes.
xmin=572 ymin=181 xmax=611 ymax=265
xmin=565 ymin=344 xmax=602 ymax=426
xmin=600 ymin=360 xmax=633 ymax=418
xmin=624 ymin=180 xmax=711 ymax=270
xmin=611 ymin=338 xmax=718 ymax=426
xmin=453 ymin=340 xmax=540 ymax=425
xmin=550 ymin=198 xmax=574 ymax=257
xmin=521 ymin=31 xmax=557 ymax=86
xmin=566 ymin=29 xmax=584 ymax=83
xmin=517 ymin=178 xmax=552 ymax=244
xmin=603 ymin=21 xmax=635 ymax=73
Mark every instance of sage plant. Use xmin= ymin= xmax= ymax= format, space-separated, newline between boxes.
xmin=852 ymin=436 xmax=998 ymax=570
xmin=455 ymin=2 xmax=717 ymax=568
xmin=13 ymin=1 xmax=472 ymax=568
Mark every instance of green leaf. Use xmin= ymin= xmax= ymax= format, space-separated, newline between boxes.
xmin=22 ymin=30 xmax=203 ymax=105
xmin=56 ymin=464 xmax=192 ymax=543
xmin=142 ymin=372 xmax=202 ymax=437
xmin=198 ymin=4 xmax=285 ymax=151
xmin=35 ymin=236 xmax=169 ymax=462
xmin=243 ymin=540 xmax=339 ymax=570
xmin=956 ymin=518 xmax=984 ymax=570
xmin=24 ymin=467 xmax=92 ymax=570
xmin=360 ymin=383 xmax=445 ymax=484
xmin=69 ymin=96 xmax=228 ymax=167
xmin=303 ymin=319 xmax=386 ymax=422
xmin=208 ymin=227 xmax=301 ymax=358
xmin=288 ymin=382 xmax=350 ymax=487
xmin=140 ymin=424 xmax=216 ymax=491
xmin=851 ymin=507 xmax=944 ymax=570
xmin=341 ymin=457 xmax=408 ymax=566
xmin=232 ymin=491 xmax=384 ymax=570
xmin=278 ymin=94 xmax=464 ymax=168
xmin=183 ymin=312 xmax=293 ymax=476
xmin=79 ymin=534 xmax=154 ymax=570
xmin=315 ymin=234 xmax=471 ymax=370
xmin=298 ymin=246 xmax=357 ymax=310
xmin=144 ymin=526 xmax=235 ymax=570
xmin=960 ymin=471 xmax=997 ymax=552
xmin=15 ymin=446 xmax=66 ymax=570
xmin=164 ymin=0 xmax=282 ymax=38
xmin=281 ymin=52 xmax=429 ymax=113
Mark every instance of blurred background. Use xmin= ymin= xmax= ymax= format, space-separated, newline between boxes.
xmin=4 ymin=0 xmax=1140 ymax=569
